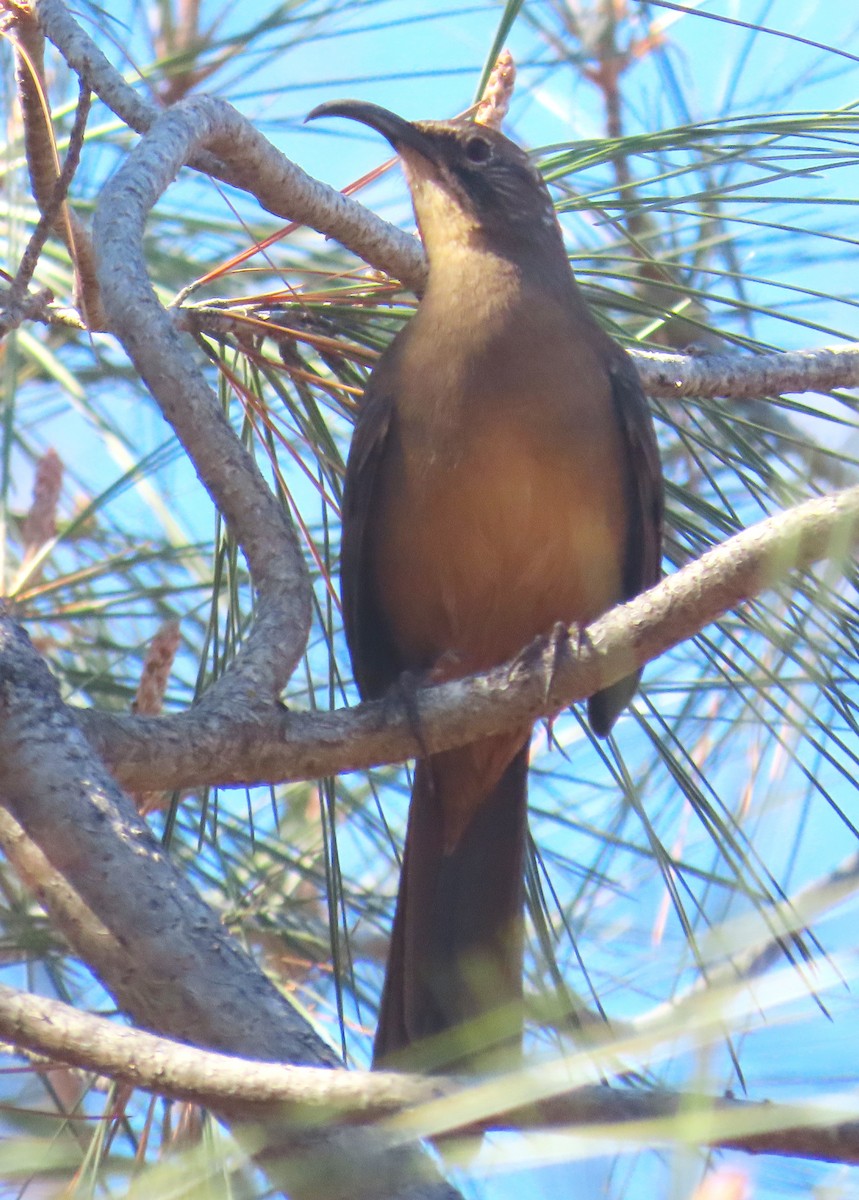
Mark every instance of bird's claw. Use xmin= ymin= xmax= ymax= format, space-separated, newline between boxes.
xmin=510 ymin=620 xmax=572 ymax=706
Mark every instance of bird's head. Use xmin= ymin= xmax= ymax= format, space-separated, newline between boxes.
xmin=306 ymin=100 xmax=566 ymax=274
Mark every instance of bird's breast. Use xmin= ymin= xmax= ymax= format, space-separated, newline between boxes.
xmin=369 ymin=399 xmax=628 ymax=678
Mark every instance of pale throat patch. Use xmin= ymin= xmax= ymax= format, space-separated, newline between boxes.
xmin=399 ymin=149 xmax=480 ymax=259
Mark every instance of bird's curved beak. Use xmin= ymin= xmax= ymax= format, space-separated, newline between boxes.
xmin=306 ymin=99 xmax=438 ymax=162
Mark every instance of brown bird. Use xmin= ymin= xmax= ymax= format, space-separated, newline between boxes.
xmin=307 ymin=100 xmax=663 ymax=1070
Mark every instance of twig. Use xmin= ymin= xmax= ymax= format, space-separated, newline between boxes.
xmin=8 ymin=5 xmax=104 ymax=326
xmin=7 ymin=82 xmax=90 ymax=310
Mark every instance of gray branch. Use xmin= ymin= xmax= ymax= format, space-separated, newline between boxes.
xmin=0 ymin=610 xmax=459 ymax=1200
xmin=92 ymin=99 xmax=316 ymax=712
xmin=35 ymin=0 xmax=425 ymax=289
xmin=76 ymin=484 xmax=859 ymax=791
xmin=0 ymin=612 xmax=334 ymax=1067
xmin=636 ymin=341 xmax=859 ymax=399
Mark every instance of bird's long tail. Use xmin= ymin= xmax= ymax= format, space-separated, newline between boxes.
xmin=372 ymin=742 xmax=529 ymax=1071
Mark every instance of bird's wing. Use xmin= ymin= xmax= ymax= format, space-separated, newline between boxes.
xmin=609 ymin=353 xmax=664 ymax=599
xmin=340 ymin=379 xmax=404 ymax=700
xmin=587 ymin=352 xmax=664 ymax=736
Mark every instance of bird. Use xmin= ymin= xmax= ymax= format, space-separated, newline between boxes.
xmin=307 ymin=99 xmax=664 ymax=1071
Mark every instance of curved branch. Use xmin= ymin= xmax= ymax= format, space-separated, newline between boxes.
xmin=75 ymin=484 xmax=859 ymax=790
xmin=35 ymin=0 xmax=425 ymax=288
xmin=34 ymin=0 xmax=166 ymax=143
xmin=92 ymin=98 xmax=315 ymax=709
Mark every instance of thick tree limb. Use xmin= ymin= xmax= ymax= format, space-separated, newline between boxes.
xmin=0 ymin=611 xmax=335 ymax=1067
xmin=0 ymin=610 xmax=460 ymax=1200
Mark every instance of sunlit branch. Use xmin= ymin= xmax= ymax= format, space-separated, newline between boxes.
xmin=0 ymin=980 xmax=856 ymax=1166
xmin=72 ymin=484 xmax=859 ymax=789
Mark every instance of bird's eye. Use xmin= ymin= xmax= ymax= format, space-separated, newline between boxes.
xmin=463 ymin=135 xmax=492 ymax=164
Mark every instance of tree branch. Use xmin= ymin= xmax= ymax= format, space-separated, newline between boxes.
xmin=92 ymin=99 xmax=315 ymax=712
xmin=32 ymin=0 xmax=859 ymax=402
xmin=74 ymin=484 xmax=859 ymax=791
xmin=0 ymin=609 xmax=460 ymax=1200
xmin=7 ymin=2 xmax=105 ymax=326
xmin=635 ymin=341 xmax=859 ymax=399
xmin=5 ymin=81 xmax=90 ymax=312
xmin=0 ymin=610 xmax=335 ymax=1067
xmin=34 ymin=0 xmax=426 ymax=289
xmin=1 ymin=980 xmax=856 ymax=1166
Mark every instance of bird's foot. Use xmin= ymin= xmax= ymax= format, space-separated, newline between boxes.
xmin=390 ymin=669 xmax=433 ymax=762
xmin=510 ymin=620 xmax=571 ymax=706
xmin=390 ymin=650 xmax=472 ymax=765
xmin=426 ymin=648 xmax=465 ymax=684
